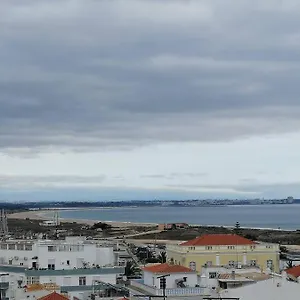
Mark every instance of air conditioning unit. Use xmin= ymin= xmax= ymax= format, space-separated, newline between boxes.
xmin=14 ymin=256 xmax=19 ymax=260
xmin=24 ymin=257 xmax=28 ymax=261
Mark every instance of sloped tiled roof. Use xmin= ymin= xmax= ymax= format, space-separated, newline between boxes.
xmin=286 ymin=265 xmax=300 ymax=278
xmin=143 ymin=263 xmax=194 ymax=273
xmin=38 ymin=291 xmax=69 ymax=300
xmin=180 ymin=234 xmax=255 ymax=246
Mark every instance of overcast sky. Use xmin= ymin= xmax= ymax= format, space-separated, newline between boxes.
xmin=1 ymin=0 xmax=300 ymax=201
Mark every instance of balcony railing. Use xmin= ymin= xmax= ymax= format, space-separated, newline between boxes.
xmin=0 ymin=282 xmax=9 ymax=290
xmin=25 ymin=266 xmax=124 ymax=276
xmin=0 ymin=265 xmax=27 ymax=273
xmin=202 ymin=264 xmax=261 ymax=270
xmin=130 ymin=280 xmax=204 ymax=296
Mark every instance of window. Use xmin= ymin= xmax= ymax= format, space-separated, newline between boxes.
xmin=189 ymin=247 xmax=195 ymax=250
xmin=25 ymin=244 xmax=32 ymax=251
xmin=250 ymin=245 xmax=256 ymax=250
xmin=67 ymin=260 xmax=70 ymax=266
xmin=79 ymin=276 xmax=86 ymax=286
xmin=27 ymin=276 xmax=40 ymax=285
xmin=48 ymin=246 xmax=56 ymax=252
xmin=206 ymin=261 xmax=213 ymax=267
xmin=266 ymin=245 xmax=272 ymax=249
xmin=209 ymin=272 xmax=217 ymax=279
xmin=183 ymin=277 xmax=187 ymax=282
xmin=189 ymin=261 xmax=196 ymax=271
xmin=250 ymin=260 xmax=256 ymax=266
xmin=59 ymin=245 xmax=67 ymax=252
xmin=228 ymin=246 xmax=235 ymax=250
xmin=228 ymin=260 xmax=235 ymax=267
xmin=17 ymin=244 xmax=24 ymax=250
xmin=0 ymin=244 xmax=7 ymax=250
xmin=48 ymin=264 xmax=55 ymax=270
xmin=205 ymin=246 xmax=213 ymax=250
xmin=267 ymin=260 xmax=273 ymax=270
xmin=8 ymin=244 xmax=15 ymax=250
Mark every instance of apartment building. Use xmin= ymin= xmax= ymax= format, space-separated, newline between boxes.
xmin=0 ymin=236 xmax=115 ymax=269
xmin=0 ymin=237 xmax=125 ymax=299
xmin=166 ymin=234 xmax=280 ymax=273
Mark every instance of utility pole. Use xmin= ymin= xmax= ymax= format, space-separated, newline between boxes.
xmin=156 ymin=274 xmax=170 ymax=300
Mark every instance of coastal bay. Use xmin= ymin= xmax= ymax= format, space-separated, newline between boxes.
xmin=26 ymin=204 xmax=300 ymax=230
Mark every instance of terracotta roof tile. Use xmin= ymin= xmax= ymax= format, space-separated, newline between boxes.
xmin=38 ymin=291 xmax=69 ymax=300
xmin=143 ymin=263 xmax=193 ymax=273
xmin=286 ymin=265 xmax=300 ymax=278
xmin=180 ymin=234 xmax=255 ymax=246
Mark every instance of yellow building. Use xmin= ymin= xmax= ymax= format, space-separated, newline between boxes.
xmin=166 ymin=234 xmax=280 ymax=273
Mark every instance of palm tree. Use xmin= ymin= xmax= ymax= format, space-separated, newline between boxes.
xmin=158 ymin=251 xmax=167 ymax=263
xmin=124 ymin=260 xmax=139 ymax=277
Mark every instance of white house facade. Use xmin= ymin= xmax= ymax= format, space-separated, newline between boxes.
xmin=130 ymin=263 xmax=203 ymax=297
xmin=0 ymin=236 xmax=115 ymax=269
xmin=0 ymin=237 xmax=125 ymax=300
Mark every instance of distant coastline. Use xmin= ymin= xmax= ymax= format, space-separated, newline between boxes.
xmin=0 ymin=197 xmax=296 ymax=213
xmin=8 ymin=204 xmax=299 ymax=231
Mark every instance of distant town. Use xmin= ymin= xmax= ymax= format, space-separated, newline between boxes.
xmin=0 ymin=196 xmax=296 ymax=211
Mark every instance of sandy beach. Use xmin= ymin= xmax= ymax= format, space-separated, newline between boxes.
xmin=7 ymin=210 xmax=157 ymax=228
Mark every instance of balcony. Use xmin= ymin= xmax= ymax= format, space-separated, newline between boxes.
xmin=0 ymin=265 xmax=26 ymax=273
xmin=0 ymin=282 xmax=9 ymax=290
xmin=61 ymin=285 xmax=93 ymax=292
xmin=130 ymin=280 xmax=204 ymax=296
xmin=25 ymin=266 xmax=124 ymax=277
xmin=202 ymin=264 xmax=260 ymax=270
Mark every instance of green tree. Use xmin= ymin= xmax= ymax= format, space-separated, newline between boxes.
xmin=124 ymin=260 xmax=139 ymax=277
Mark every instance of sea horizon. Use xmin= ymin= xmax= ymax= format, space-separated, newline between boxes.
xmin=43 ymin=204 xmax=300 ymax=230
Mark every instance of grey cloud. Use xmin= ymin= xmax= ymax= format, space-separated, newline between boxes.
xmin=1 ymin=0 xmax=300 ymax=153
xmin=141 ymin=173 xmax=208 ymax=179
xmin=166 ymin=181 xmax=300 ymax=198
xmin=0 ymin=175 xmax=106 ymax=188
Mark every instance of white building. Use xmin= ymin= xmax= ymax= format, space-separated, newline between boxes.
xmin=199 ymin=265 xmax=270 ymax=291
xmin=0 ymin=236 xmax=115 ymax=269
xmin=0 ymin=237 xmax=125 ymax=300
xmin=220 ymin=273 xmax=300 ymax=300
xmin=130 ymin=263 xmax=203 ymax=297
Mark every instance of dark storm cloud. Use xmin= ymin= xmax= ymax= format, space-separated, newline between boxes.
xmin=1 ymin=0 xmax=300 ymax=152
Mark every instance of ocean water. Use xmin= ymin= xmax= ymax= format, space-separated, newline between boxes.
xmin=52 ymin=204 xmax=300 ymax=230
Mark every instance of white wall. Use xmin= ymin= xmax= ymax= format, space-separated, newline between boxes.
xmin=36 ymin=243 xmax=96 ymax=269
xmin=0 ymin=243 xmax=34 ymax=267
xmin=0 ymin=239 xmax=115 ymax=270
xmin=39 ymin=273 xmax=117 ymax=286
xmin=222 ymin=276 xmax=300 ymax=300
xmin=96 ymin=247 xmax=114 ymax=266
xmin=143 ymin=271 xmax=198 ymax=289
